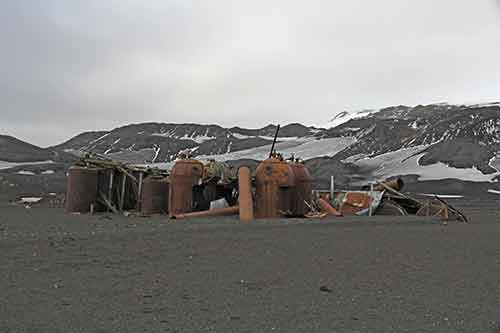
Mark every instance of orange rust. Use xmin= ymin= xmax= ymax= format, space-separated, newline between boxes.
xmin=341 ymin=192 xmax=373 ymax=215
xmin=374 ymin=178 xmax=404 ymax=192
xmin=289 ymin=163 xmax=314 ymax=217
xmin=238 ymin=167 xmax=254 ymax=222
xmin=318 ymin=198 xmax=342 ymax=217
xmin=254 ymin=158 xmax=296 ymax=218
xmin=171 ymin=206 xmax=239 ymax=219
xmin=169 ymin=159 xmax=204 ymax=217
xmin=65 ymin=166 xmax=99 ymax=213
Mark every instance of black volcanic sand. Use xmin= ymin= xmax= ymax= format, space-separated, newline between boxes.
xmin=1 ymin=200 xmax=500 ymax=332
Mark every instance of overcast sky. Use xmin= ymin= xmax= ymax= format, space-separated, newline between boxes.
xmin=1 ymin=0 xmax=500 ymax=147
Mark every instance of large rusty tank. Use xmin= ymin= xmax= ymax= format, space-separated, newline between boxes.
xmin=289 ymin=162 xmax=314 ymax=216
xmin=65 ymin=166 xmax=100 ymax=213
xmin=169 ymin=159 xmax=204 ymax=216
xmin=141 ymin=176 xmax=169 ymax=215
xmin=255 ymin=157 xmax=296 ymax=218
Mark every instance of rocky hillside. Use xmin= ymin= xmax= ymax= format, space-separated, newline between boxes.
xmin=52 ymin=123 xmax=320 ymax=164
xmin=3 ymin=102 xmax=500 ymax=192
xmin=0 ymin=135 xmax=69 ymax=163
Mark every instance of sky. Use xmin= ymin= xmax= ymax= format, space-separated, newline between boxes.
xmin=1 ymin=0 xmax=500 ymax=147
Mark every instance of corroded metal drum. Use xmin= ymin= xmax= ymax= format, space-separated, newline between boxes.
xmin=141 ymin=176 xmax=169 ymax=215
xmin=255 ymin=157 xmax=296 ymax=218
xmin=169 ymin=159 xmax=204 ymax=216
xmin=290 ymin=163 xmax=314 ymax=217
xmin=65 ymin=166 xmax=99 ymax=213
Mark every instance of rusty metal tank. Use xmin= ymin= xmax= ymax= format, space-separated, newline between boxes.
xmin=65 ymin=166 xmax=99 ymax=213
xmin=255 ymin=157 xmax=296 ymax=218
xmin=169 ymin=159 xmax=204 ymax=216
xmin=289 ymin=163 xmax=314 ymax=216
xmin=141 ymin=176 xmax=169 ymax=215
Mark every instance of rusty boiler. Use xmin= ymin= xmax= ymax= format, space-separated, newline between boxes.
xmin=141 ymin=176 xmax=169 ymax=215
xmin=255 ymin=157 xmax=296 ymax=218
xmin=169 ymin=159 xmax=204 ymax=217
xmin=65 ymin=166 xmax=100 ymax=213
xmin=289 ymin=162 xmax=314 ymax=217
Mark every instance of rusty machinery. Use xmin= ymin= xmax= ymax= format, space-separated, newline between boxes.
xmin=168 ymin=158 xmax=204 ymax=217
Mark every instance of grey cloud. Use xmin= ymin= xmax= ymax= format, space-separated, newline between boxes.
xmin=1 ymin=0 xmax=500 ymax=146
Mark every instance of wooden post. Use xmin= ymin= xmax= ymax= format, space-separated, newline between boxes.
xmin=107 ymin=170 xmax=114 ymax=212
xmin=119 ymin=172 xmax=126 ymax=212
xmin=137 ymin=172 xmax=143 ymax=211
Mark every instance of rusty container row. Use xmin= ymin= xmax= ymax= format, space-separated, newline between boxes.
xmin=141 ymin=176 xmax=169 ymax=215
xmin=168 ymin=159 xmax=204 ymax=217
xmin=65 ymin=166 xmax=100 ymax=213
xmin=254 ymin=157 xmax=296 ymax=218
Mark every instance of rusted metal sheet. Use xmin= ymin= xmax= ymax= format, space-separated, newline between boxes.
xmin=340 ymin=192 xmax=373 ymax=215
xmin=373 ymin=178 xmax=404 ymax=192
xmin=171 ymin=206 xmax=239 ymax=219
xmin=254 ymin=157 xmax=296 ymax=218
xmin=169 ymin=159 xmax=204 ymax=217
xmin=141 ymin=176 xmax=169 ymax=215
xmin=238 ymin=167 xmax=254 ymax=222
xmin=289 ymin=163 xmax=313 ymax=217
xmin=65 ymin=166 xmax=99 ymax=213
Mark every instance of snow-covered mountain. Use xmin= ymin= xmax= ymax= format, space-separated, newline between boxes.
xmin=52 ymin=123 xmax=321 ymax=164
xmin=3 ymin=102 xmax=500 ymax=189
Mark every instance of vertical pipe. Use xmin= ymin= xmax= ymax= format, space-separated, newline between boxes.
xmin=330 ymin=175 xmax=335 ymax=201
xmin=369 ymin=183 xmax=374 ymax=217
xmin=238 ymin=167 xmax=254 ymax=222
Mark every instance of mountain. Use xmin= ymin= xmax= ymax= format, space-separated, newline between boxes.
xmin=52 ymin=123 xmax=321 ymax=164
xmin=3 ymin=101 xmax=500 ymax=195
xmin=0 ymin=135 xmax=63 ymax=163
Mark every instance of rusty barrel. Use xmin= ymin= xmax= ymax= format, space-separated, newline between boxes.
xmin=254 ymin=157 xmax=295 ymax=218
xmin=141 ymin=176 xmax=169 ymax=215
xmin=169 ymin=159 xmax=204 ymax=217
xmin=65 ymin=166 xmax=99 ymax=213
xmin=289 ymin=163 xmax=313 ymax=216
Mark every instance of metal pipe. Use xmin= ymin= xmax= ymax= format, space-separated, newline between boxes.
xmin=369 ymin=183 xmax=374 ymax=217
xmin=238 ymin=167 xmax=254 ymax=222
xmin=171 ymin=206 xmax=239 ymax=219
xmin=318 ymin=198 xmax=342 ymax=217
xmin=330 ymin=175 xmax=334 ymax=200
xmin=269 ymin=124 xmax=281 ymax=158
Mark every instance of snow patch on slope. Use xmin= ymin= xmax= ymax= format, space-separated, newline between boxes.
xmin=0 ymin=160 xmax=55 ymax=170
xmin=198 ymin=137 xmax=356 ymax=162
xmin=320 ymin=109 xmax=380 ymax=129
xmin=349 ymin=146 xmax=500 ymax=182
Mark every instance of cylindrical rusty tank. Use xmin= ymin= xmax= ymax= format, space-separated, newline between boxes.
xmin=238 ymin=167 xmax=254 ymax=222
xmin=169 ymin=159 xmax=204 ymax=216
xmin=65 ymin=166 xmax=99 ymax=213
xmin=254 ymin=157 xmax=296 ymax=218
xmin=141 ymin=176 xmax=169 ymax=215
xmin=289 ymin=163 xmax=314 ymax=216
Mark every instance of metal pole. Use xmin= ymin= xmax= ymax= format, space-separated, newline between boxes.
xmin=330 ymin=175 xmax=335 ymax=201
xmin=269 ymin=124 xmax=281 ymax=158
xmin=369 ymin=183 xmax=374 ymax=217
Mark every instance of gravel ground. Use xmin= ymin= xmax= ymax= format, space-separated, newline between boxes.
xmin=1 ymin=200 xmax=499 ymax=332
